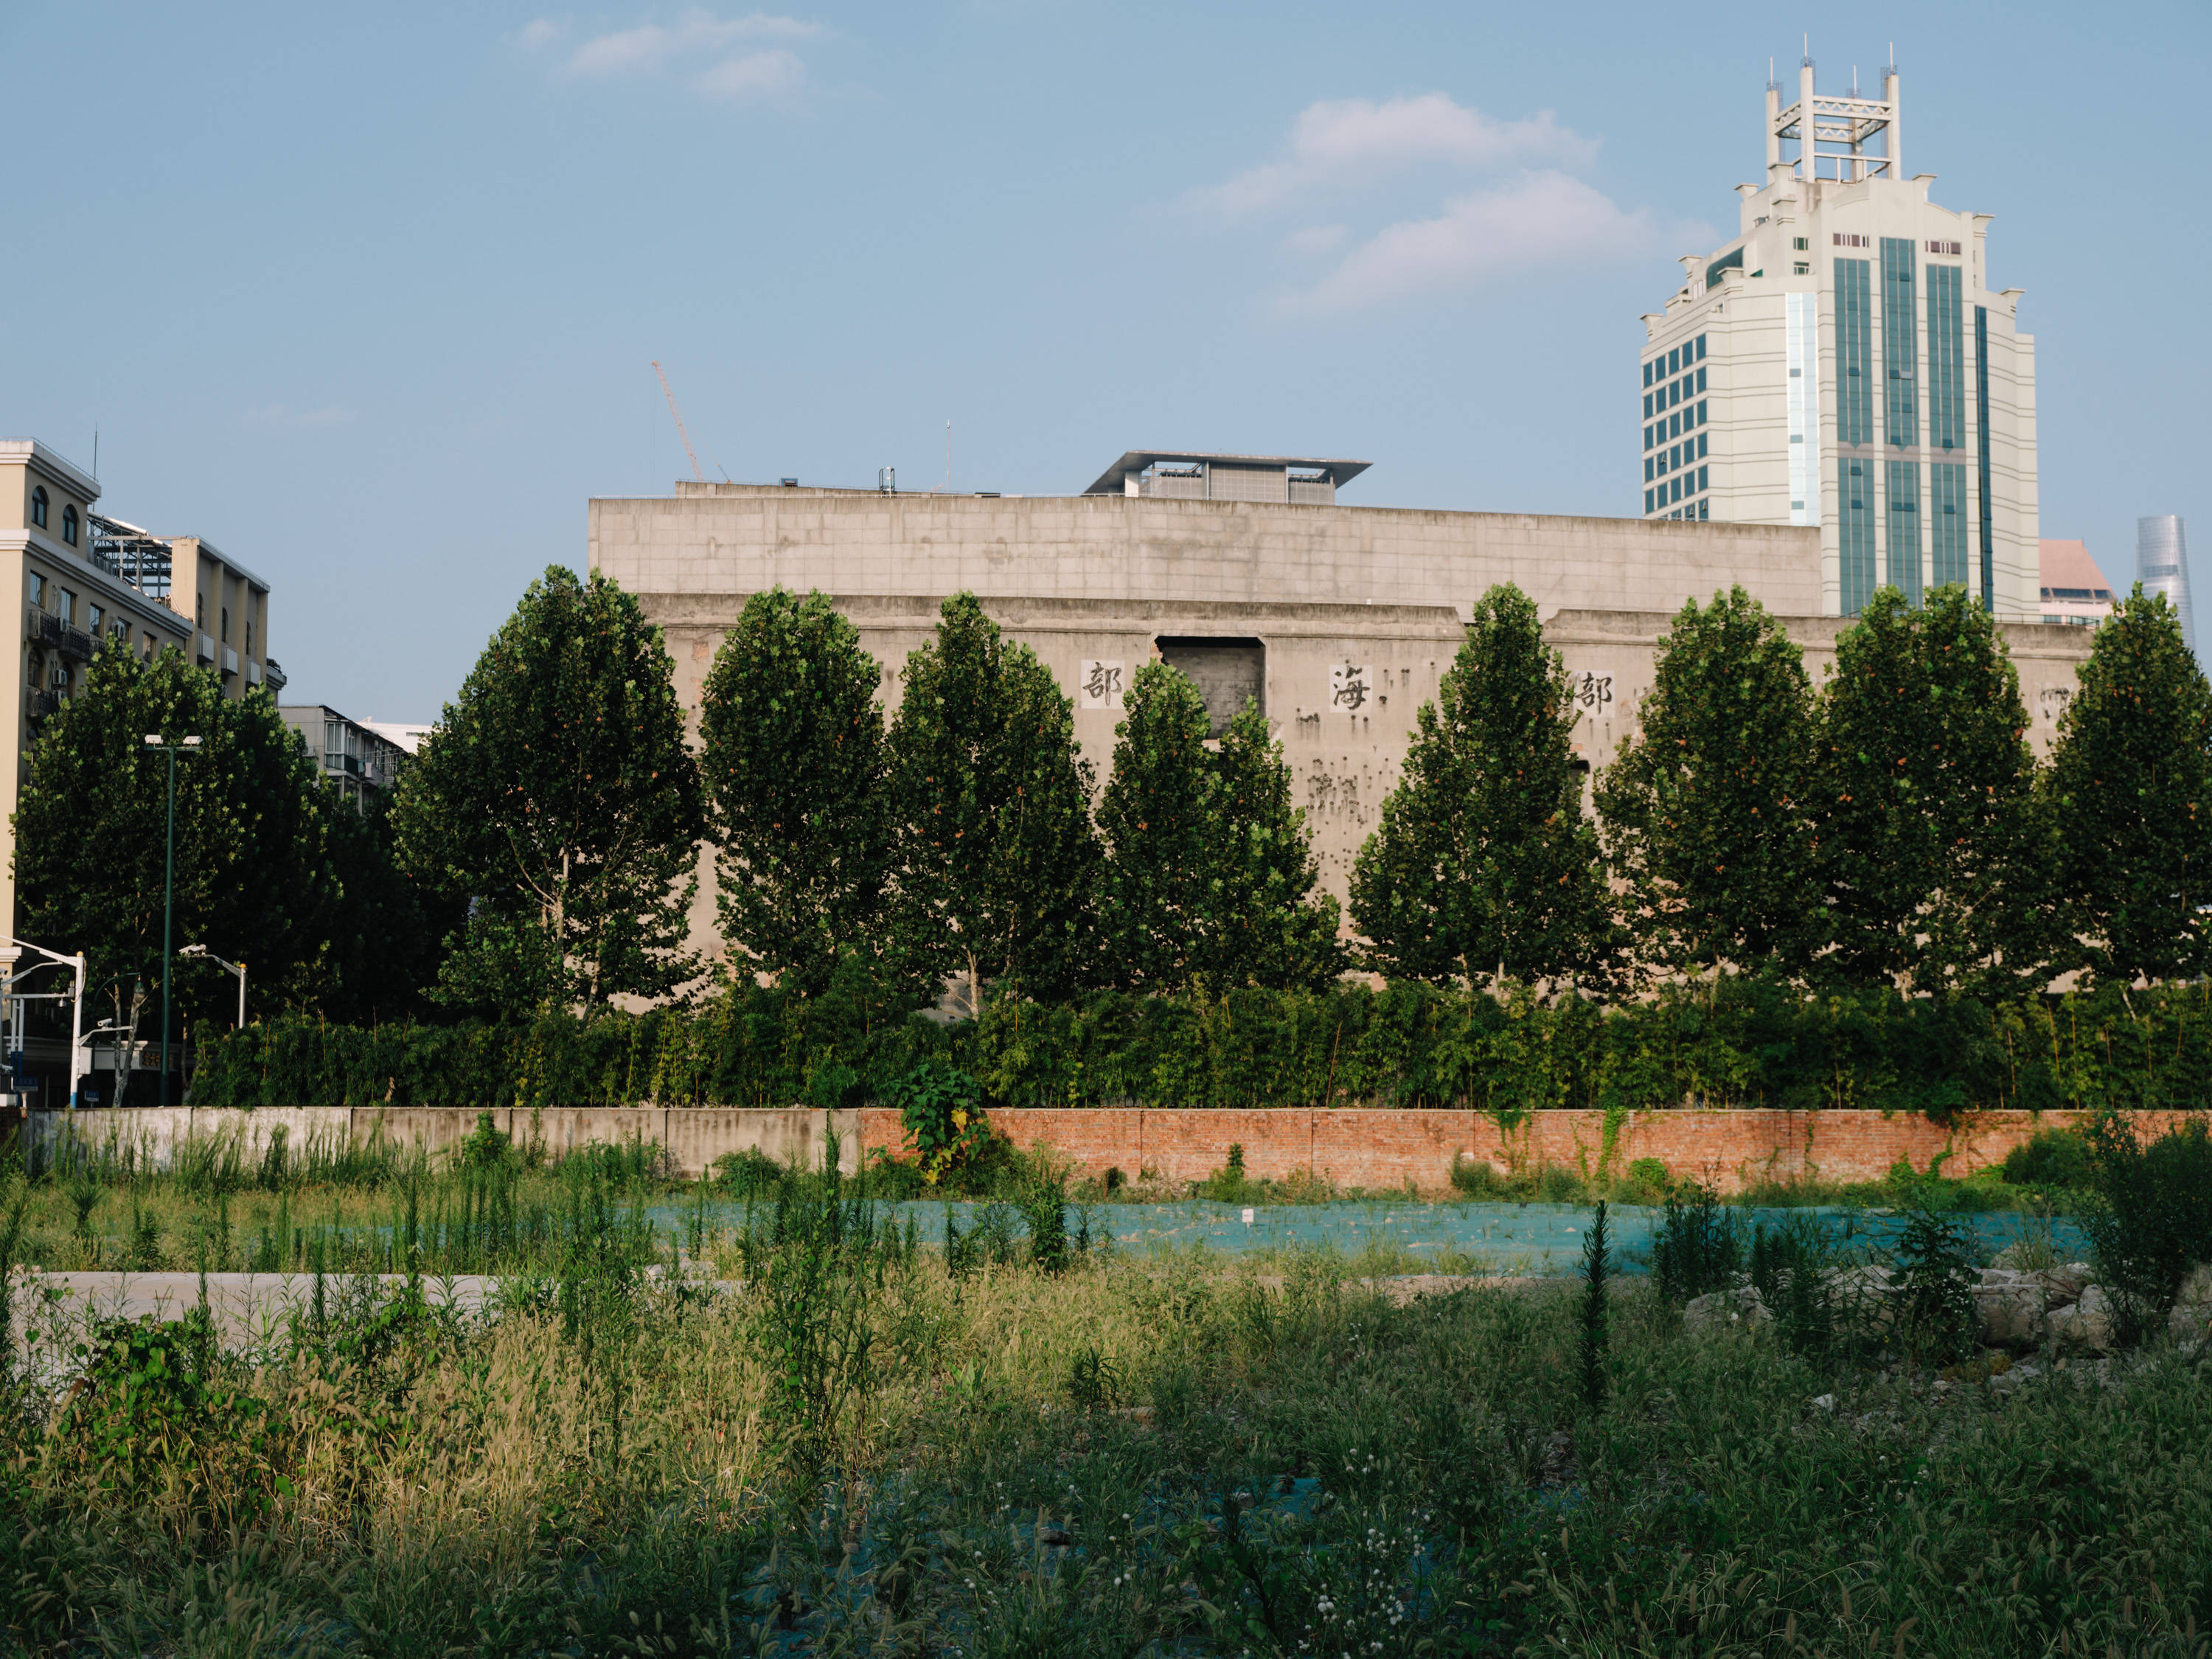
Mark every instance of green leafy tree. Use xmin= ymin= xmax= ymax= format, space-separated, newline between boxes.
xmin=700 ymin=588 xmax=892 ymax=992
xmin=12 ymin=645 xmax=337 ymax=1044
xmin=1097 ymin=665 xmax=1342 ymax=990
xmin=1817 ymin=584 xmax=2053 ymax=995
xmin=2045 ymin=585 xmax=2212 ymax=984
xmin=1208 ymin=698 xmax=1344 ymax=989
xmin=1350 ymin=584 xmax=1610 ymax=986
xmin=1096 ymin=662 xmax=1216 ymax=988
xmin=391 ymin=566 xmax=705 ymax=1014
xmin=319 ymin=787 xmax=446 ymax=1023
xmin=1596 ymin=587 xmax=1825 ymax=981
xmin=887 ymin=593 xmax=1100 ymax=1006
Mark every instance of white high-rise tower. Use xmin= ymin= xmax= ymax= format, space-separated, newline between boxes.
xmin=1635 ymin=53 xmax=2039 ymax=618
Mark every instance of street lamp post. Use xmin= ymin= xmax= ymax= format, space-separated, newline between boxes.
xmin=144 ymin=734 xmax=202 ymax=1107
xmin=177 ymin=944 xmax=246 ymax=1027
xmin=0 ymin=939 xmax=88 ymax=1109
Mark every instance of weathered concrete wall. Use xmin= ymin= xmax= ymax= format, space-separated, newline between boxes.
xmin=588 ymin=487 xmax=1829 ymax=625
xmin=588 ymin=486 xmax=2093 ymax=940
xmin=24 ymin=1105 xmax=2168 ymax=1195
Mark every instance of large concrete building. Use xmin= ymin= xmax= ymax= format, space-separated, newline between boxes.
xmin=589 ymin=455 xmax=2095 ymax=961
xmin=1638 ymin=57 xmax=2039 ymax=620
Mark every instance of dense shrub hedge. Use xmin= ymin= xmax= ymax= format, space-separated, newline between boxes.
xmin=188 ymin=975 xmax=2212 ymax=1121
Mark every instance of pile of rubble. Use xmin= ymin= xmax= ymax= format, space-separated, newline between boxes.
xmin=1683 ymin=1256 xmax=2212 ymax=1357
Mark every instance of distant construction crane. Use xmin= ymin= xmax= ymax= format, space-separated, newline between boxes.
xmin=651 ymin=361 xmax=705 ymax=483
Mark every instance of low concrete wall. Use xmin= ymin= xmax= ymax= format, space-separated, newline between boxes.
xmin=23 ymin=1105 xmax=866 ymax=1180
xmin=20 ymin=1103 xmax=2184 ymax=1192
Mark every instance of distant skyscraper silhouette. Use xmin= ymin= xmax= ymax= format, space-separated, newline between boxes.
xmin=2138 ymin=516 xmax=2194 ymax=655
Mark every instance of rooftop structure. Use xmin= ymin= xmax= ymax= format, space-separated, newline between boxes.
xmin=1635 ymin=53 xmax=2039 ymax=619
xmin=363 ymin=720 xmax=434 ymax=757
xmin=2038 ymin=540 xmax=2116 ymax=627
xmin=1082 ymin=451 xmax=1369 ymax=505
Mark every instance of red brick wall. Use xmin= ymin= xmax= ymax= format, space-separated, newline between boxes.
xmin=855 ymin=1105 xmax=2187 ymax=1194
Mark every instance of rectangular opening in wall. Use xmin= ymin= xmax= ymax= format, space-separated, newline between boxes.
xmin=1155 ymin=637 xmax=1265 ymax=737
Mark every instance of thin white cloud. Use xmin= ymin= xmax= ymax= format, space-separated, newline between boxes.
xmin=1192 ymin=93 xmax=1599 ymax=218
xmin=1282 ymin=223 xmax=1348 ymax=257
xmin=696 ymin=46 xmax=803 ymax=99
xmin=560 ymin=10 xmax=818 ymax=75
xmin=526 ymin=10 xmax=820 ymax=99
xmin=247 ymin=404 xmax=356 ymax=428
xmin=1276 ymin=173 xmax=1656 ymax=316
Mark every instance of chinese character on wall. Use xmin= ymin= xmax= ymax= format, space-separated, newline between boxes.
xmin=1079 ymin=659 xmax=1125 ymax=709
xmin=1574 ymin=671 xmax=1614 ymax=710
xmin=1329 ymin=662 xmax=1371 ymax=712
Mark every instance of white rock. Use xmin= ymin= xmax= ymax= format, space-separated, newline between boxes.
xmin=1810 ymin=1394 xmax=1835 ymax=1413
xmin=2168 ymin=1264 xmax=2212 ymax=1342
xmin=1973 ymin=1279 xmax=2050 ymax=1347
xmin=2036 ymin=1264 xmax=2095 ymax=1303
xmin=1684 ymin=1286 xmax=1772 ymax=1332
xmin=2048 ymin=1284 xmax=2115 ymax=1354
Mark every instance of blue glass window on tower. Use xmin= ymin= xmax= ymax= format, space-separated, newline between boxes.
xmin=1697 ymin=399 xmax=1707 ymax=425
xmin=1927 ymin=264 xmax=1965 ymax=451
xmin=1991 ymin=305 xmax=2008 ymax=611
xmin=1697 ymin=465 xmax=1708 ymax=493
xmin=1840 ymin=459 xmax=1877 ymax=616
xmin=1644 ymin=488 xmax=1655 ymax=513
xmin=1643 ymin=393 xmax=1652 ymax=418
xmin=1931 ymin=462 xmax=1970 ymax=588
xmin=1886 ymin=459 xmax=1922 ymax=606
xmin=1644 ymin=458 xmax=1653 ymax=482
xmin=1644 ymin=361 xmax=1653 ymax=388
xmin=1699 ymin=498 xmax=1710 ymax=520
xmin=1697 ymin=433 xmax=1708 ymax=460
xmin=1696 ymin=335 xmax=1707 ymax=361
xmin=1881 ymin=237 xmax=1919 ymax=449
xmin=1669 ymin=347 xmax=1680 ymax=374
xmin=1836 ymin=260 xmax=1874 ymax=446
xmin=1697 ymin=366 xmax=1707 ymax=392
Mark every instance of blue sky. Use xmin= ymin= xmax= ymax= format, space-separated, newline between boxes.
xmin=6 ymin=1 xmax=2206 ymax=720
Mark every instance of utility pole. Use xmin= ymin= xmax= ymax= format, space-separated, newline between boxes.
xmin=143 ymin=733 xmax=201 ymax=1105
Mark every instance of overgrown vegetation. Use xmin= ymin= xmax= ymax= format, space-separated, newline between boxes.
xmin=2 ymin=1119 xmax=2210 ymax=1658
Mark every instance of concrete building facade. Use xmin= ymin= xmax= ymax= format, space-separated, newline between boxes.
xmin=1638 ymin=58 xmax=2039 ymax=620
xmin=588 ymin=467 xmax=2095 ymax=961
xmin=279 ymin=705 xmax=411 ymax=812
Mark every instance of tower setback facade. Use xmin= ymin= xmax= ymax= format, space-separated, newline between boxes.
xmin=1637 ymin=57 xmax=2039 ymax=619
xmin=2138 ymin=515 xmax=2194 ymax=655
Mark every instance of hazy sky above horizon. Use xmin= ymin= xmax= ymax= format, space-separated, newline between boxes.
xmin=6 ymin=1 xmax=2206 ymax=719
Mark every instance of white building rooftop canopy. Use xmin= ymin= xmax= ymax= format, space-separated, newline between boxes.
xmin=1084 ymin=450 xmax=1371 ymax=504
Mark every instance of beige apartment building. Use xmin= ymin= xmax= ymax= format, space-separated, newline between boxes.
xmin=0 ymin=438 xmax=282 ymax=939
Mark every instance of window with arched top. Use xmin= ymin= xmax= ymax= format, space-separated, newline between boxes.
xmin=62 ymin=505 xmax=78 ymax=546
xmin=30 ymin=487 xmax=48 ymax=529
